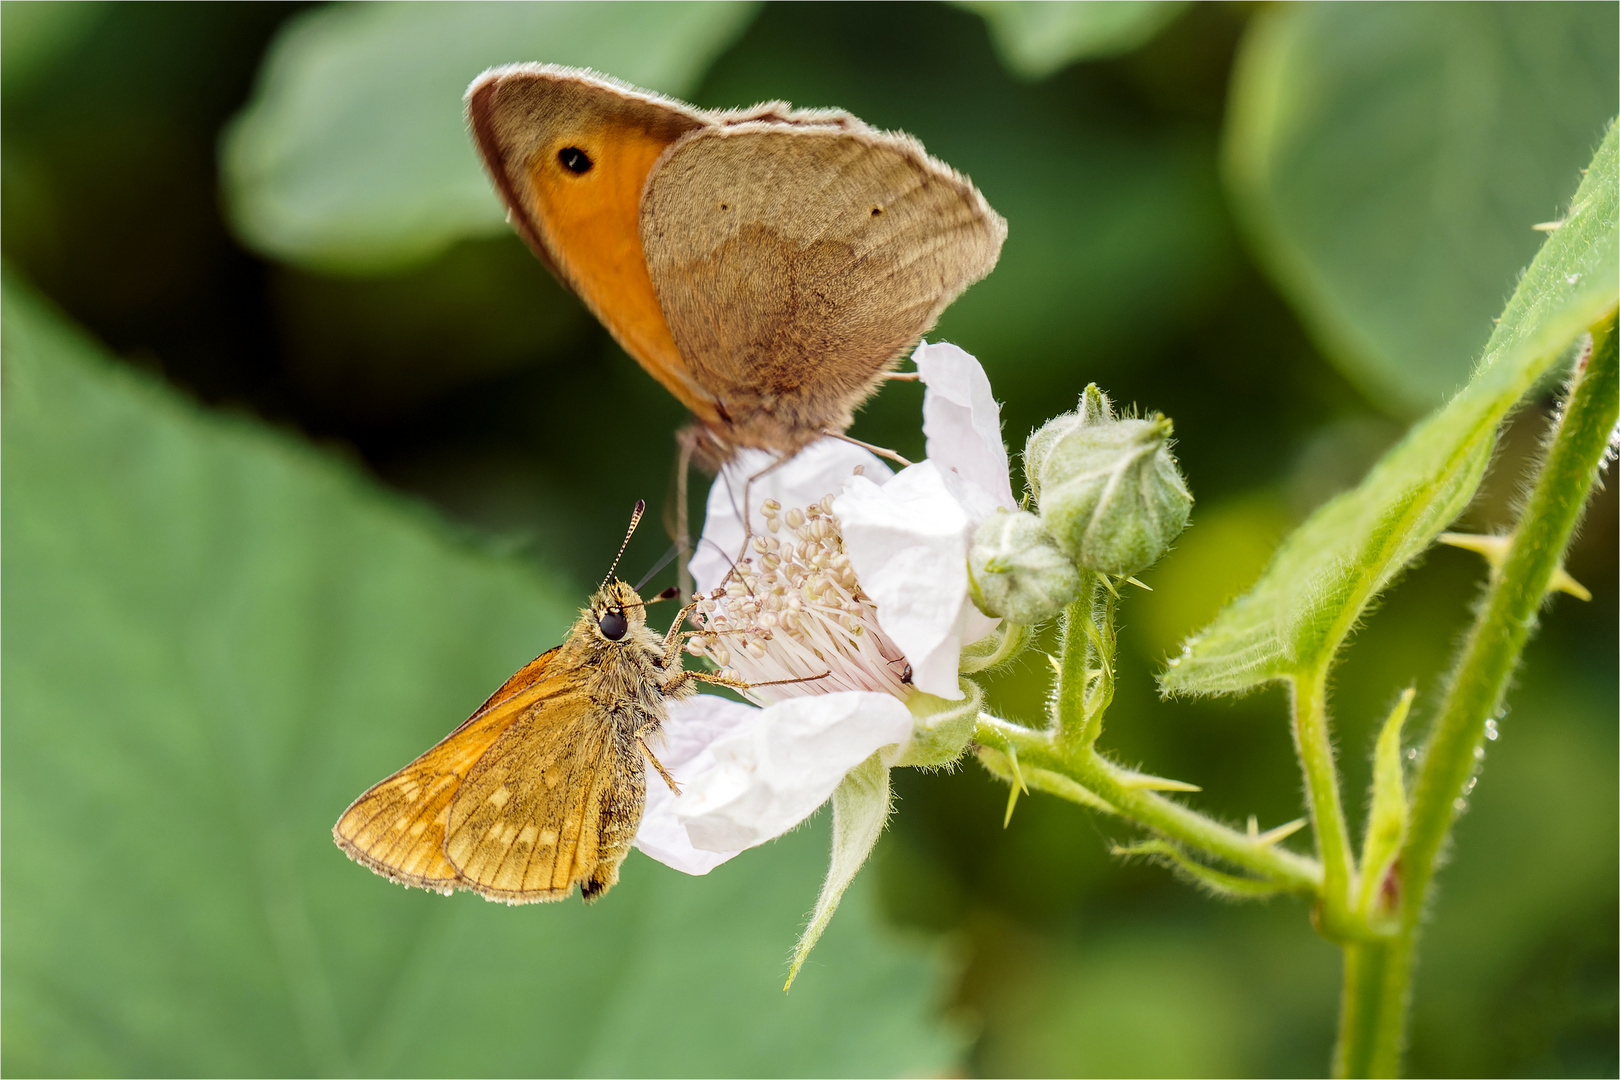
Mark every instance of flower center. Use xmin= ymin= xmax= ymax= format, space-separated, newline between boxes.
xmin=688 ymin=495 xmax=910 ymax=702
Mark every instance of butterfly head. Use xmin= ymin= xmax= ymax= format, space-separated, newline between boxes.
xmin=589 ymin=578 xmax=648 ymax=643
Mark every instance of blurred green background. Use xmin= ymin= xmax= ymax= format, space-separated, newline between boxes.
xmin=3 ymin=2 xmax=1615 ymax=1076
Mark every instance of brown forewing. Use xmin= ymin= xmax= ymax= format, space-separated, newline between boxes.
xmin=639 ymin=124 xmax=1007 ymax=449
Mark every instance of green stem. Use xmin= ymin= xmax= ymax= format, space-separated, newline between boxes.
xmin=1292 ymin=664 xmax=1358 ymax=936
xmin=1081 ymin=583 xmax=1119 ymax=749
xmin=1054 ymin=573 xmax=1102 ymax=748
xmin=976 ymin=714 xmax=1323 ymax=893
xmin=1336 ymin=314 xmax=1619 ymax=1078
xmin=1335 ymin=942 xmax=1397 ymax=1078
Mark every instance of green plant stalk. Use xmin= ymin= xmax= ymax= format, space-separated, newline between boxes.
xmin=1054 ymin=572 xmax=1102 ymax=747
xmin=1063 ymin=573 xmax=1117 ymax=752
xmin=976 ymin=714 xmax=1322 ymax=892
xmin=983 ymin=589 xmax=1322 ymax=891
xmin=1335 ymin=314 xmax=1619 ymax=1079
xmin=1291 ymin=663 xmax=1359 ymax=937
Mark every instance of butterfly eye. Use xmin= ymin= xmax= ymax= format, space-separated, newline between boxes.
xmin=598 ymin=608 xmax=628 ymax=641
xmin=558 ymin=146 xmax=593 ymax=174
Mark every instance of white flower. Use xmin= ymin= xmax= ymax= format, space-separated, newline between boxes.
xmin=634 ymin=341 xmax=1015 ymax=877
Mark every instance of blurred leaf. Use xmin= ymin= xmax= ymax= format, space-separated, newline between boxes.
xmin=979 ymin=929 xmax=1270 ymax=1076
xmin=1162 ymin=122 xmax=1618 ymax=697
xmin=0 ymin=0 xmax=111 ymax=97
xmin=1133 ymin=495 xmax=1293 ymax=660
xmin=953 ymin=0 xmax=1189 ymax=79
xmin=0 ymin=277 xmax=959 ymax=1077
xmin=1225 ymin=3 xmax=1619 ymax=413
xmin=221 ymin=1 xmax=761 ymax=273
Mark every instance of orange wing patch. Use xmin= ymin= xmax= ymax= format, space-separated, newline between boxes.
xmin=332 ymin=648 xmax=563 ymax=892
xmin=521 ymin=121 xmax=720 ymax=427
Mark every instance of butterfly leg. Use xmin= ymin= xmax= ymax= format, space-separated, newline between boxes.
xmin=636 ymin=724 xmax=683 ymax=795
xmin=672 ymin=430 xmax=697 ymax=604
xmin=738 ymin=454 xmax=788 ymax=545
xmin=824 ymin=430 xmax=913 ymax=468
xmin=662 ymin=668 xmax=830 ymax=696
xmin=658 ymin=600 xmax=705 ymax=666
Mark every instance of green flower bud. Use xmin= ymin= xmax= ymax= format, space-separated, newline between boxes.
xmin=1033 ymin=385 xmax=1192 ymax=577
xmin=968 ymin=509 xmax=1083 ymax=624
xmin=1023 ymin=385 xmax=1113 ymax=501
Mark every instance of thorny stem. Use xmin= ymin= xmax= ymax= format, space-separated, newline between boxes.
xmin=978 ymin=581 xmax=1322 ymax=895
xmin=1335 ymin=314 xmax=1619 ymax=1078
xmin=974 ymin=714 xmax=1322 ymax=893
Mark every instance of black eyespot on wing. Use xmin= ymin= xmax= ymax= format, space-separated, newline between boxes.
xmin=558 ymin=147 xmax=593 ymax=174
xmin=599 ymin=608 xmax=628 ymax=640
xmin=870 ymin=206 xmax=884 ymax=216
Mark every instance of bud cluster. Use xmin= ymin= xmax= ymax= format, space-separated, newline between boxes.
xmin=969 ymin=384 xmax=1192 ymax=624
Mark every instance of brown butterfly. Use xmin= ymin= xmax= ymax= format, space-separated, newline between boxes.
xmin=333 ymin=503 xmax=756 ymax=903
xmin=466 ymin=64 xmax=1006 ymax=466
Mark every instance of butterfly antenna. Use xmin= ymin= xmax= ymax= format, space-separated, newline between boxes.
xmin=635 ymin=542 xmax=681 ymax=592
xmin=603 ymin=500 xmax=645 ymax=588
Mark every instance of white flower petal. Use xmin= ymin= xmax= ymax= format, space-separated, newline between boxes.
xmin=833 ymin=462 xmax=981 ymax=698
xmin=674 ymin=691 xmax=912 ymax=853
xmin=689 ymin=438 xmax=891 ymax=595
xmin=915 ymin=340 xmax=1017 ymax=511
xmin=633 ymin=693 xmax=760 ymax=874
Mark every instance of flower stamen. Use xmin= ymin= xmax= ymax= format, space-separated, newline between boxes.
xmin=687 ymin=498 xmax=909 ymax=702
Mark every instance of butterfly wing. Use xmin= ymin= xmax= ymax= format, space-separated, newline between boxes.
xmin=638 ymin=123 xmax=1007 ymax=449
xmin=466 ymin=65 xmax=719 ymax=425
xmin=332 ymin=647 xmax=565 ymax=891
xmin=442 ymin=686 xmax=643 ymax=903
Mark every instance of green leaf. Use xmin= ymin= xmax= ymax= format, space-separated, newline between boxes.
xmin=1358 ymin=689 xmax=1413 ymax=916
xmin=221 ymin=1 xmax=761 ymax=273
xmin=0 ymin=0 xmax=110 ymax=96
xmin=952 ymin=1 xmax=1188 ymax=79
xmin=787 ymin=754 xmax=892 ymax=990
xmin=1225 ymin=3 xmax=1619 ymax=412
xmin=0 ymin=278 xmax=959 ymax=1076
xmin=1162 ymin=122 xmax=1618 ymax=697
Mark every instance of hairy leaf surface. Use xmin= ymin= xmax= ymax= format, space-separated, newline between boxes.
xmin=1163 ymin=123 xmax=1617 ymax=697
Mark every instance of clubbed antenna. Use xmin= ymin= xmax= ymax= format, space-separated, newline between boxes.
xmin=603 ymin=500 xmax=645 ymax=588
